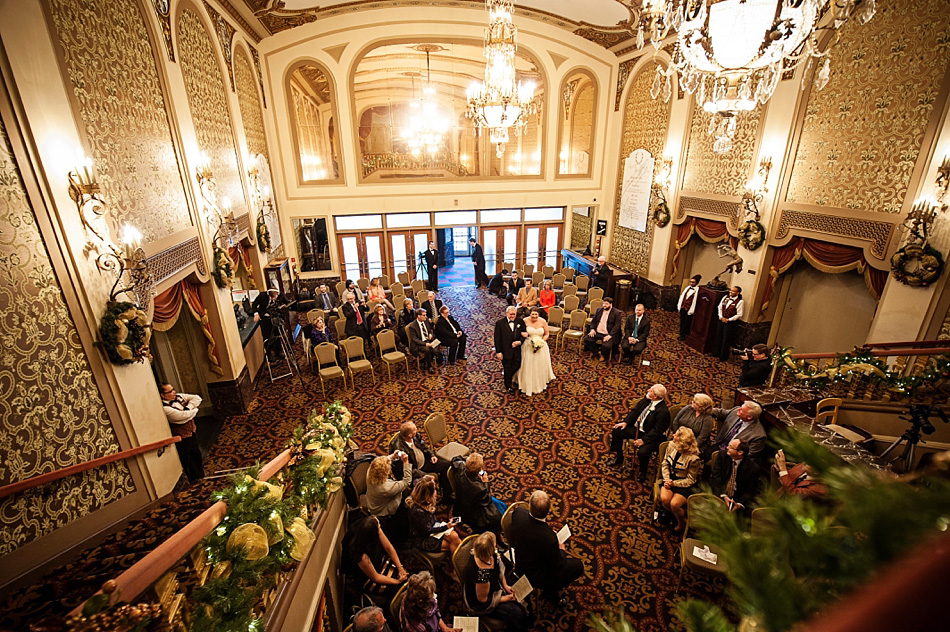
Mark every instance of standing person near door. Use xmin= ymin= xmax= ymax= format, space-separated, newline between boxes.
xmin=160 ymin=383 xmax=204 ymax=483
xmin=470 ymin=237 xmax=490 ymax=289
xmin=424 ymin=241 xmax=440 ymax=291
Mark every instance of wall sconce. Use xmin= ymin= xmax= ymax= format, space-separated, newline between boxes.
xmin=650 ymin=157 xmax=674 ymax=228
xmin=68 ymin=155 xmax=111 ymax=245
xmin=742 ymin=157 xmax=773 ymax=221
xmin=247 ymin=156 xmax=274 ymax=253
xmin=655 ymin=156 xmax=674 ymax=191
xmin=195 ymin=151 xmax=237 ymax=247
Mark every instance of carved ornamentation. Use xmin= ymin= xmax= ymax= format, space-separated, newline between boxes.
xmin=676 ymin=196 xmax=741 ymax=229
xmin=775 ymin=209 xmax=895 ymax=260
xmin=151 ymin=0 xmax=174 ymax=61
xmin=682 ymin=105 xmax=763 ymax=197
xmin=612 ymin=62 xmax=671 ymax=274
xmin=217 ymin=0 xmax=264 ymax=43
xmin=0 ymin=120 xmax=134 ymax=557
xmin=234 ymin=49 xmax=268 ymax=159
xmin=48 ymin=0 xmax=191 ymax=243
xmin=236 ymin=212 xmax=252 ymax=235
xmin=147 ymin=236 xmax=207 ymax=284
xmin=204 ymin=2 xmax=236 ymax=91
xmin=786 ymin=0 xmax=950 ymax=212
xmin=249 ymin=46 xmax=266 ymax=108
xmin=178 ymin=9 xmax=247 ymax=222
xmin=615 ymin=58 xmax=637 ymax=111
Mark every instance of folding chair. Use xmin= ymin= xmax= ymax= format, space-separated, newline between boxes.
xmin=341 ymin=336 xmax=376 ymax=386
xmin=424 ymin=412 xmax=470 ymax=460
xmin=377 ymin=329 xmax=409 ymax=379
xmin=314 ymin=342 xmax=346 ymax=397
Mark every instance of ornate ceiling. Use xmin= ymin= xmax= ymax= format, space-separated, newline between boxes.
xmin=231 ymin=0 xmax=641 ymax=54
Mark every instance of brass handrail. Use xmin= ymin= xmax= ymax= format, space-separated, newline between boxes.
xmin=789 ymin=347 xmax=950 ymax=360
xmin=0 ymin=436 xmax=181 ymax=500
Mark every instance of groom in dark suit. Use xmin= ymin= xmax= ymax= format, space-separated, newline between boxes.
xmin=620 ymin=303 xmax=650 ymax=365
xmin=424 ymin=240 xmax=440 ymax=291
xmin=607 ymin=383 xmax=671 ymax=482
xmin=494 ymin=306 xmax=527 ymax=394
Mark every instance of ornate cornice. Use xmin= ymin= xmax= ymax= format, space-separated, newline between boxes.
xmin=676 ymin=196 xmax=741 ymax=229
xmin=147 ymin=236 xmax=207 ymax=284
xmin=775 ymin=209 xmax=895 ymax=260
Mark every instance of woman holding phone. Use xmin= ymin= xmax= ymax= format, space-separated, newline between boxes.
xmin=406 ymin=476 xmax=461 ymax=555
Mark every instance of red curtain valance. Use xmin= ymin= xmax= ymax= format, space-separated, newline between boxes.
xmin=228 ymin=244 xmax=257 ymax=290
xmin=670 ymin=217 xmax=738 ymax=281
xmin=153 ymin=280 xmax=224 ymax=375
xmin=761 ymin=237 xmax=887 ymax=309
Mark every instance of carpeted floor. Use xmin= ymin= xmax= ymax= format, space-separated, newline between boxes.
xmin=0 ymin=285 xmax=740 ymax=631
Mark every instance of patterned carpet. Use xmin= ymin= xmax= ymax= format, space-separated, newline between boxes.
xmin=0 ymin=286 xmax=739 ymax=631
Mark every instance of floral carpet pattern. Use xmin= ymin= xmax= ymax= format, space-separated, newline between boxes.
xmin=1 ymin=286 xmax=738 ymax=631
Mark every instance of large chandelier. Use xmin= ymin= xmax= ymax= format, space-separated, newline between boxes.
xmin=402 ymin=47 xmax=450 ymax=157
xmin=466 ymin=0 xmax=538 ymax=157
xmin=641 ymin=0 xmax=876 ymax=153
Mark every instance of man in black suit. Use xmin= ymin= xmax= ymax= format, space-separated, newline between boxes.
xmin=469 ymin=237 xmax=489 ymax=288
xmin=434 ymin=305 xmax=467 ymax=364
xmin=340 ymin=291 xmax=368 ymax=343
xmin=508 ymin=490 xmax=584 ymax=604
xmin=711 ymin=439 xmax=763 ymax=513
xmin=710 ymin=400 xmax=767 ymax=462
xmin=583 ymin=297 xmax=622 ymax=360
xmin=423 ymin=240 xmax=439 ymax=291
xmin=607 ymin=383 xmax=671 ymax=482
xmin=252 ymin=286 xmax=288 ymax=358
xmin=407 ymin=308 xmax=439 ymax=373
xmin=420 ymin=291 xmax=444 ymax=322
xmin=505 ymin=270 xmax=525 ymax=306
xmin=314 ymin=283 xmax=340 ymax=327
xmin=493 ymin=306 xmax=526 ymax=394
xmin=591 ymin=255 xmax=611 ymax=293
xmin=389 ymin=420 xmax=452 ymax=500
xmin=620 ymin=303 xmax=650 ymax=365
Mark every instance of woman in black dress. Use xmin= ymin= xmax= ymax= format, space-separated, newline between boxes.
xmin=463 ymin=532 xmax=528 ymax=631
xmin=397 ymin=297 xmax=417 ymax=347
xmin=342 ymin=515 xmax=407 ymax=603
xmin=406 ymin=476 xmax=461 ymax=555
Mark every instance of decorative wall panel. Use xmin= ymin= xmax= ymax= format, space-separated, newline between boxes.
xmin=178 ymin=9 xmax=247 ymax=219
xmin=48 ymin=0 xmax=191 ymax=242
xmin=611 ymin=62 xmax=670 ymax=273
xmin=0 ymin=121 xmax=134 ymax=557
xmin=234 ymin=49 xmax=268 ymax=159
xmin=787 ymin=0 xmax=950 ymax=212
xmin=682 ymin=106 xmax=763 ymax=197
xmin=571 ymin=211 xmax=592 ymax=251
xmin=775 ymin=209 xmax=894 ymax=260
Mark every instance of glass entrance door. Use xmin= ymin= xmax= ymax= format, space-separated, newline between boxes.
xmin=481 ymin=226 xmax=520 ymax=274
xmin=337 ymin=231 xmax=386 ymax=280
xmin=524 ymin=223 xmax=561 ymax=271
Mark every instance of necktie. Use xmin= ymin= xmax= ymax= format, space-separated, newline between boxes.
xmin=355 ymin=307 xmax=362 ymax=325
xmin=720 ymin=421 xmax=742 ymax=450
xmin=636 ymin=404 xmax=651 ymax=431
xmin=633 ymin=318 xmax=639 ymax=338
xmin=323 ymin=295 xmax=330 ymax=309
xmin=726 ymin=462 xmax=738 ymax=497
xmin=421 ymin=322 xmax=428 ymax=338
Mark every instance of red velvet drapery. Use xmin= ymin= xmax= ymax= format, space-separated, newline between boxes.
xmin=761 ymin=237 xmax=887 ymax=309
xmin=228 ymin=244 xmax=257 ymax=289
xmin=152 ymin=281 xmax=224 ymax=375
xmin=670 ymin=217 xmax=739 ymax=281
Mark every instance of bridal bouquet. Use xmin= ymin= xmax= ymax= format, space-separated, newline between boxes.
xmin=528 ymin=334 xmax=545 ymax=353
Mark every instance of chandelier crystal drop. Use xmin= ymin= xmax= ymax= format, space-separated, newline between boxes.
xmin=466 ymin=0 xmax=539 ymax=157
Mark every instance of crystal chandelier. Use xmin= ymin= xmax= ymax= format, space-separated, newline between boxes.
xmin=402 ymin=48 xmax=450 ymax=157
xmin=642 ymin=0 xmax=876 ymax=153
xmin=466 ymin=0 xmax=538 ymax=157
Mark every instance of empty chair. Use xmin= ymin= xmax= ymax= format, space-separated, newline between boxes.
xmin=390 ymin=281 xmax=404 ymax=297
xmin=379 ymin=274 xmax=391 ymax=288
xmin=424 ymin=412 xmax=469 ymax=460
xmin=552 ymin=273 xmax=566 ymax=292
xmin=341 ymin=336 xmax=376 ymax=386
xmin=546 ymin=306 xmax=564 ymax=350
xmin=314 ymin=341 xmax=346 ymax=397
xmin=560 ymin=284 xmax=577 ymax=302
xmin=574 ymin=274 xmax=590 ymax=298
xmin=522 ymin=263 xmax=535 ymax=278
xmin=416 ymin=289 xmax=429 ymax=306
xmin=561 ymin=309 xmax=588 ymax=352
xmin=398 ymin=271 xmax=411 ymax=285
xmin=542 ymin=265 xmax=555 ymax=279
xmin=587 ymin=286 xmax=605 ymax=304
xmin=532 ymin=270 xmax=544 ymax=287
xmin=410 ymin=279 xmax=425 ymax=295
xmin=561 ymin=266 xmax=576 ymax=283
xmin=334 ymin=316 xmax=347 ymax=342
xmin=561 ymin=294 xmax=580 ymax=321
xmin=815 ymin=397 xmax=842 ymax=425
xmin=677 ymin=493 xmax=729 ymax=591
xmin=356 ymin=277 xmax=370 ymax=292
xmin=391 ymin=294 xmax=407 ymax=311
xmin=335 ymin=280 xmax=347 ymax=300
xmin=376 ymin=329 xmax=409 ymax=379
xmin=503 ymin=262 xmax=514 ymax=275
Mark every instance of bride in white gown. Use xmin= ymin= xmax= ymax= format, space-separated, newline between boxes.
xmin=516 ymin=307 xmax=556 ymax=396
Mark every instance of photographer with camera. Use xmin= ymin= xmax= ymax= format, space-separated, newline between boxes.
xmin=736 ymin=343 xmax=772 ymax=387
xmin=252 ymin=286 xmax=288 ymax=360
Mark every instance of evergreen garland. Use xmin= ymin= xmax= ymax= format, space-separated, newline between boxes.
xmin=213 ymin=245 xmax=234 ymax=289
xmin=98 ymin=301 xmax=152 ymax=365
xmin=257 ymin=215 xmax=271 ymax=253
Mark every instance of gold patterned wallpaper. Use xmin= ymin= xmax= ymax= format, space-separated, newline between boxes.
xmin=178 ymin=9 xmax=246 ymax=218
xmin=787 ymin=0 xmax=950 ymax=212
xmin=571 ymin=210 xmax=592 ymax=251
xmin=0 ymin=120 xmax=134 ymax=558
xmin=234 ymin=49 xmax=268 ymax=160
xmin=682 ymin=106 xmax=763 ymax=197
xmin=611 ymin=62 xmax=670 ymax=274
xmin=47 ymin=0 xmax=191 ymax=243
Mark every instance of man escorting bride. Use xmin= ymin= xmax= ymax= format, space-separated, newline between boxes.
xmin=516 ymin=307 xmax=556 ymax=396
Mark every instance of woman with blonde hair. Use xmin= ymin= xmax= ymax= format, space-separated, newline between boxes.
xmin=367 ymin=277 xmax=395 ymax=311
xmin=398 ymin=570 xmax=460 ymax=632
xmin=668 ymin=392 xmax=715 ymax=455
xmin=397 ymin=297 xmax=416 ymax=347
xmin=406 ymin=476 xmax=461 ymax=555
xmin=462 ymin=532 xmax=529 ymax=631
xmin=365 ymin=453 xmax=412 ymax=520
xmin=658 ymin=426 xmax=703 ymax=533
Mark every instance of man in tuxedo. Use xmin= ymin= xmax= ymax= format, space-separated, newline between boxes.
xmin=408 ymin=308 xmax=439 ymax=373
xmin=583 ymin=297 xmax=622 ymax=361
xmin=677 ymin=274 xmax=701 ymax=340
xmin=314 ymin=283 xmax=340 ymax=327
xmin=341 ymin=291 xmax=368 ymax=343
xmin=508 ymin=490 xmax=585 ymax=605
xmin=711 ymin=439 xmax=763 ymax=513
xmin=505 ymin=270 xmax=525 ymax=306
xmin=469 ymin=237 xmax=489 ymax=288
xmin=420 ymin=291 xmax=444 ymax=322
xmin=620 ymin=303 xmax=650 ymax=365
xmin=709 ymin=400 xmax=767 ymax=462
xmin=494 ymin=306 xmax=526 ymax=394
xmin=607 ymin=383 xmax=671 ymax=482
xmin=591 ymin=255 xmax=611 ymax=293
xmin=423 ymin=240 xmax=439 ymax=291
xmin=434 ymin=305 xmax=467 ymax=364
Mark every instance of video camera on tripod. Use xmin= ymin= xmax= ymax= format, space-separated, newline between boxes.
xmin=880 ymin=403 xmax=949 ymax=471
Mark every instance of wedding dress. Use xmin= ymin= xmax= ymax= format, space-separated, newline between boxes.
xmin=516 ymin=323 xmax=555 ymax=396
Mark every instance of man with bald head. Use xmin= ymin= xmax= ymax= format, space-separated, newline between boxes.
xmin=709 ymin=400 xmax=767 ymax=462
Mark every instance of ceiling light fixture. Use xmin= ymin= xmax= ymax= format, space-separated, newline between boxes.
xmin=402 ymin=47 xmax=450 ymax=158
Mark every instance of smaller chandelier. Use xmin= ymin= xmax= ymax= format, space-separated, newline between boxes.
xmin=466 ymin=0 xmax=538 ymax=157
xmin=402 ymin=48 xmax=450 ymax=158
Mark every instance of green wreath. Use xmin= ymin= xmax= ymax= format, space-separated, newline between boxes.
xmin=890 ymin=243 xmax=944 ymax=287
xmin=652 ymin=197 xmax=671 ymax=228
xmin=213 ymin=245 xmax=234 ymax=289
xmin=99 ymin=301 xmax=152 ymax=365
xmin=738 ymin=219 xmax=766 ymax=251
xmin=257 ymin=216 xmax=271 ymax=253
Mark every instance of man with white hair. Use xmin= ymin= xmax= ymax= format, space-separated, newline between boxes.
xmin=493 ymin=305 xmax=526 ymax=394
xmin=591 ymin=255 xmax=611 ymax=293
xmin=709 ymin=400 xmax=767 ymax=461
xmin=352 ymin=606 xmax=391 ymax=632
xmin=607 ymin=383 xmax=671 ymax=482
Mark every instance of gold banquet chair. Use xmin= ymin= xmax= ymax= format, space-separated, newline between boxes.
xmin=546 ymin=306 xmax=564 ymax=351
xmin=341 ymin=336 xmax=376 ymax=387
xmin=424 ymin=412 xmax=470 ymax=461
xmin=561 ymin=309 xmax=588 ymax=353
xmin=376 ymin=329 xmax=409 ymax=380
xmin=314 ymin=342 xmax=346 ymax=397
xmin=676 ymin=493 xmax=729 ymax=592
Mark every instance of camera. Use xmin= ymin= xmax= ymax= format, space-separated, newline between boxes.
xmin=730 ymin=347 xmax=753 ymax=358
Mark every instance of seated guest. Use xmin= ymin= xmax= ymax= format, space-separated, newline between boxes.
xmin=398 ymin=571 xmax=462 ymax=632
xmin=421 ymin=291 xmax=443 ymax=322
xmin=710 ymin=400 xmax=767 ymax=462
xmin=508 ymin=490 xmax=584 ymax=605
xmin=773 ymin=449 xmax=826 ymax=498
xmin=450 ymin=452 xmax=503 ymax=536
xmin=538 ymin=279 xmax=556 ymax=318
xmin=309 ymin=315 xmax=334 ymax=347
xmin=389 ymin=421 xmax=452 ymax=500
xmin=488 ymin=269 xmax=508 ymax=298
xmin=397 ymin=298 xmax=416 ymax=347
xmin=583 ymin=297 xmax=622 ymax=361
xmin=668 ymin=393 xmax=715 ymax=455
xmin=314 ymin=283 xmax=341 ymax=326
xmin=505 ymin=270 xmax=525 ymax=306
xmin=406 ymin=477 xmax=461 ymax=556
xmin=343 ymin=516 xmax=407 ymax=604
xmin=620 ymin=303 xmax=650 ymax=365
xmin=367 ymin=277 xmax=394 ymax=312
xmin=711 ymin=439 xmax=763 ymax=513
xmin=738 ymin=344 xmax=772 ymax=387
xmin=365 ymin=453 xmax=412 ymax=521
xmin=352 ymin=606 xmax=390 ymax=632
xmin=658 ymin=427 xmax=703 ymax=533
xmin=342 ymin=291 xmax=369 ymax=343
xmin=515 ymin=278 xmax=538 ymax=317
xmin=346 ymin=279 xmax=366 ymax=305
xmin=606 ymin=383 xmax=670 ymax=483
xmin=407 ymin=308 xmax=439 ymax=374
xmin=434 ymin=305 xmax=467 ymax=364
xmin=677 ymin=274 xmax=701 ymax=340
xmin=462 ymin=532 xmax=529 ymax=631
xmin=369 ymin=303 xmax=396 ymax=339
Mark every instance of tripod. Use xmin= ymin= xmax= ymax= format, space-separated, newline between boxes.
xmin=879 ymin=426 xmax=921 ymax=473
xmin=264 ymin=315 xmax=301 ymax=384
xmin=416 ymin=251 xmax=428 ymax=281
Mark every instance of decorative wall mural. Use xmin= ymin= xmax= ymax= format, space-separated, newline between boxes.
xmin=47 ymin=0 xmax=191 ymax=243
xmin=0 ymin=120 xmax=134 ymax=558
xmin=203 ymin=1 xmax=236 ymax=91
xmin=682 ymin=106 xmax=763 ymax=197
xmin=611 ymin=62 xmax=670 ymax=274
xmin=178 ymin=8 xmax=247 ymax=220
xmin=787 ymin=0 xmax=950 ymax=212
xmin=234 ymin=49 xmax=268 ymax=159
